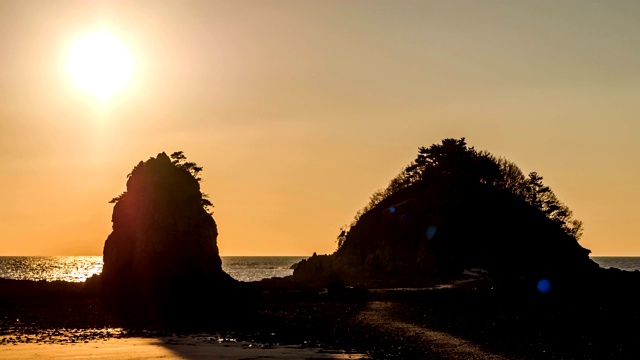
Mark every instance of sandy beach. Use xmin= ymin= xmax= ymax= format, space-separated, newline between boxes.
xmin=0 ymin=336 xmax=367 ymax=360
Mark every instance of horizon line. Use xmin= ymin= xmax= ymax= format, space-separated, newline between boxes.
xmin=1 ymin=254 xmax=640 ymax=258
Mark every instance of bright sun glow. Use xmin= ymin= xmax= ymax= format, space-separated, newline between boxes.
xmin=66 ymin=30 xmax=133 ymax=100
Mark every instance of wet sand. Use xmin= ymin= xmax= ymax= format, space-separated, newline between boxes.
xmin=359 ymin=301 xmax=506 ymax=360
xmin=0 ymin=336 xmax=367 ymax=360
xmin=5 ymin=274 xmax=640 ymax=359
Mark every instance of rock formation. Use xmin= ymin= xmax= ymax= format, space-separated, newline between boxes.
xmin=293 ymin=139 xmax=599 ymax=286
xmin=100 ymin=152 xmax=233 ymax=296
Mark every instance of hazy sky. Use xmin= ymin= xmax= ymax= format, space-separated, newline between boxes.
xmin=1 ymin=1 xmax=639 ymax=256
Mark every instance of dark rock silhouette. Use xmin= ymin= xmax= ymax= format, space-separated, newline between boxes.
xmin=100 ymin=152 xmax=234 ymax=297
xmin=293 ymin=138 xmax=599 ymax=286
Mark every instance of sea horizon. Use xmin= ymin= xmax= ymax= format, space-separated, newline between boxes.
xmin=1 ymin=255 xmax=636 ymax=257
xmin=0 ymin=255 xmax=310 ymax=258
xmin=0 ymin=255 xmax=308 ymax=283
xmin=1 ymin=255 xmax=638 ymax=284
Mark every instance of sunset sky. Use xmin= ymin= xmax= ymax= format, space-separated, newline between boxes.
xmin=1 ymin=1 xmax=639 ymax=256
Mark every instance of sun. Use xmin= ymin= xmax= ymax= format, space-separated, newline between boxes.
xmin=65 ymin=30 xmax=133 ymax=100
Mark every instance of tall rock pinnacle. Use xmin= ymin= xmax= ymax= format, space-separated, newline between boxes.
xmin=101 ymin=152 xmax=232 ymax=295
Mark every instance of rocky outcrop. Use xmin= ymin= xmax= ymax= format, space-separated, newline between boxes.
xmin=100 ymin=152 xmax=233 ymax=295
xmin=293 ymin=171 xmax=599 ymax=287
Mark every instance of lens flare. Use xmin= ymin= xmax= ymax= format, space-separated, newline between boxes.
xmin=537 ymin=279 xmax=552 ymax=293
xmin=426 ymin=225 xmax=438 ymax=240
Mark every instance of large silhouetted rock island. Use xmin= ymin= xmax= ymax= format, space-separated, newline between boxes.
xmin=293 ymin=138 xmax=600 ymax=287
xmin=100 ymin=152 xmax=234 ymax=298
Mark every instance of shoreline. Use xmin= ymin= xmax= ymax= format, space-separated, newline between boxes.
xmin=1 ymin=336 xmax=366 ymax=360
xmin=4 ymin=271 xmax=640 ymax=359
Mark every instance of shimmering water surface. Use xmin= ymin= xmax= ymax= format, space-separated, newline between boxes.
xmin=0 ymin=256 xmax=636 ymax=283
xmin=0 ymin=256 xmax=306 ymax=283
xmin=0 ymin=256 xmax=102 ymax=282
xmin=222 ymin=256 xmax=306 ymax=282
xmin=590 ymin=257 xmax=640 ymax=272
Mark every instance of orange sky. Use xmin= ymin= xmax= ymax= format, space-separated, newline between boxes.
xmin=1 ymin=1 xmax=639 ymax=256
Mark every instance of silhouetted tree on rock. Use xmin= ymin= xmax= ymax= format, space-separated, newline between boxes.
xmin=100 ymin=152 xmax=235 ymax=314
xmin=296 ymin=138 xmax=595 ymax=287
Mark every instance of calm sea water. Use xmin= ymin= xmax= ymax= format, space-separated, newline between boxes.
xmin=0 ymin=256 xmax=306 ymax=283
xmin=590 ymin=257 xmax=640 ymax=272
xmin=0 ymin=256 xmax=636 ymax=283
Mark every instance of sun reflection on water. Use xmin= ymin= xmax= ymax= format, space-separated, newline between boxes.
xmin=0 ymin=256 xmax=103 ymax=282
xmin=0 ymin=256 xmax=306 ymax=283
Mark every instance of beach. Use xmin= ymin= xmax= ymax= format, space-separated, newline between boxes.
xmin=1 ymin=336 xmax=365 ymax=360
xmin=4 ymin=269 xmax=640 ymax=359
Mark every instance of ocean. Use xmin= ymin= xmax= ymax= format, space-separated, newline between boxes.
xmin=0 ymin=256 xmax=306 ymax=283
xmin=0 ymin=256 xmax=636 ymax=283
